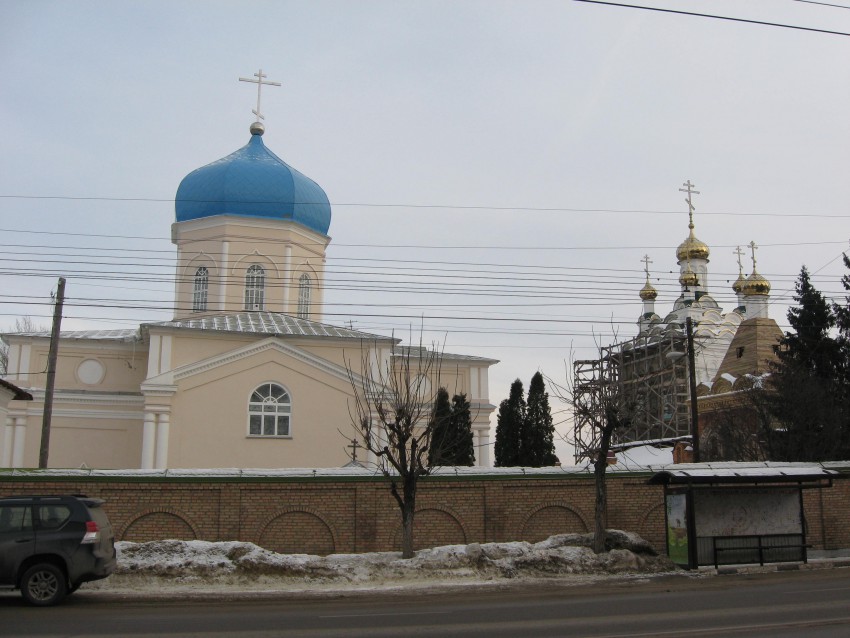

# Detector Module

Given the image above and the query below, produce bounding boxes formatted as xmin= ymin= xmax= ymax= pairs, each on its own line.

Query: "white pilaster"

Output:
xmin=141 ymin=412 xmax=156 ymax=469
xmin=12 ymin=417 xmax=26 ymax=468
xmin=476 ymin=429 xmax=491 ymax=467
xmin=219 ymin=241 xmax=229 ymax=311
xmin=1 ymin=418 xmax=13 ymax=468
xmin=155 ymin=413 xmax=170 ymax=469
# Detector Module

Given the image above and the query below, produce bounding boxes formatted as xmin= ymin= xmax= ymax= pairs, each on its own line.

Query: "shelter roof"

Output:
xmin=648 ymin=461 xmax=836 ymax=485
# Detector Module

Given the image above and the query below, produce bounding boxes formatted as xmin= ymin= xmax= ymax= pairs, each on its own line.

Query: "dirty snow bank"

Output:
xmin=88 ymin=530 xmax=679 ymax=594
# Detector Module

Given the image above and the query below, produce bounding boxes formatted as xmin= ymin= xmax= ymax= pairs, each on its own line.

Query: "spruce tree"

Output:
xmin=427 ymin=387 xmax=454 ymax=467
xmin=766 ymin=267 xmax=849 ymax=460
xmin=524 ymin=371 xmax=559 ymax=466
xmin=495 ymin=379 xmax=525 ymax=467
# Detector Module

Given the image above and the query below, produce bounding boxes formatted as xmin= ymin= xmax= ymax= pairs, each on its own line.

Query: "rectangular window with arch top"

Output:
xmin=244 ymin=265 xmax=265 ymax=311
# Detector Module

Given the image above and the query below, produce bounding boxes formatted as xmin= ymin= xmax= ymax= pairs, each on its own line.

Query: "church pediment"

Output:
xmin=145 ymin=337 xmax=368 ymax=389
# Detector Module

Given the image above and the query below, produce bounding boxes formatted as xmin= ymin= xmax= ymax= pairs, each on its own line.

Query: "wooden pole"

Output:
xmin=39 ymin=277 xmax=65 ymax=469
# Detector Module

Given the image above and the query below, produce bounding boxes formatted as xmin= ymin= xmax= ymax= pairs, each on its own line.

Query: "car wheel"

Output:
xmin=20 ymin=564 xmax=67 ymax=606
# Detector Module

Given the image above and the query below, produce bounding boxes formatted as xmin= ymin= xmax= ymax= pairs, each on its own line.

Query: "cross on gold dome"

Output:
xmin=679 ymin=180 xmax=700 ymax=228
xmin=749 ymin=240 xmax=759 ymax=273
xmin=734 ymin=245 xmax=745 ymax=275
xmin=239 ymin=68 xmax=281 ymax=123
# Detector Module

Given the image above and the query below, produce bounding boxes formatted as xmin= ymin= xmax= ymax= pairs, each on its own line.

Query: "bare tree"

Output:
xmin=346 ymin=339 xmax=443 ymax=559
xmin=549 ymin=349 xmax=643 ymax=554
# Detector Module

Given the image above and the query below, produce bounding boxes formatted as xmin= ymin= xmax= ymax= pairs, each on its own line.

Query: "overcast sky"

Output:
xmin=2 ymin=0 xmax=849 ymax=463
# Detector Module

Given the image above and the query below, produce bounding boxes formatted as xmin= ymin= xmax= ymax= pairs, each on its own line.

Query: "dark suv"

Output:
xmin=0 ymin=495 xmax=116 ymax=605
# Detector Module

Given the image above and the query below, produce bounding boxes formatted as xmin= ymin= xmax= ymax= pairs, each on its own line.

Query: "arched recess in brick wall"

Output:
xmin=118 ymin=508 xmax=200 ymax=542
xmin=256 ymin=508 xmax=337 ymax=556
xmin=392 ymin=507 xmax=468 ymax=551
xmin=520 ymin=503 xmax=589 ymax=542
xmin=637 ymin=501 xmax=667 ymax=552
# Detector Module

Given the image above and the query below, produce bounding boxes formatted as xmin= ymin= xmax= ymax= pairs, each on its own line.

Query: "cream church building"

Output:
xmin=1 ymin=117 xmax=497 ymax=470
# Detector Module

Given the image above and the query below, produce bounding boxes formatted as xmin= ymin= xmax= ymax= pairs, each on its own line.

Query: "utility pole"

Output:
xmin=39 ymin=277 xmax=65 ymax=469
xmin=685 ymin=316 xmax=700 ymax=463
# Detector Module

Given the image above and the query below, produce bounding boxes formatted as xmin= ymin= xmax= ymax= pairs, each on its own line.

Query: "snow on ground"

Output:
xmin=85 ymin=530 xmax=684 ymax=595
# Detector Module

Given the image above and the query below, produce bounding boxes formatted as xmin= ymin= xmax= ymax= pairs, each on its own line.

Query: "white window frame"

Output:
xmin=248 ymin=382 xmax=292 ymax=438
xmin=193 ymin=266 xmax=209 ymax=312
xmin=297 ymin=273 xmax=312 ymax=319
xmin=244 ymin=264 xmax=265 ymax=311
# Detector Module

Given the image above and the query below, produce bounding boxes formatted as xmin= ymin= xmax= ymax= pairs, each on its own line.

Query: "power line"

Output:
xmin=791 ymin=0 xmax=850 ymax=10
xmin=572 ymin=0 xmax=850 ymax=36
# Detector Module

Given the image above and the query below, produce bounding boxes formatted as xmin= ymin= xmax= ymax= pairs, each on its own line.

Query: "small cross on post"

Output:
xmin=347 ymin=438 xmax=362 ymax=464
xmin=239 ymin=68 xmax=281 ymax=123
xmin=678 ymin=180 xmax=700 ymax=227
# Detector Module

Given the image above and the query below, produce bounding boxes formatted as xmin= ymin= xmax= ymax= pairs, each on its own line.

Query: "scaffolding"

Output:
xmin=573 ymin=330 xmax=691 ymax=464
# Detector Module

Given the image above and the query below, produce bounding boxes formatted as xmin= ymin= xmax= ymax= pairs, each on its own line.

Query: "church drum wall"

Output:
xmin=0 ymin=472 xmax=847 ymax=555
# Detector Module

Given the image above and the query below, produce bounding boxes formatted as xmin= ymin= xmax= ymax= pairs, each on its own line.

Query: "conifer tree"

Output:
xmin=427 ymin=387 xmax=454 ymax=467
xmin=765 ymin=266 xmax=850 ymax=460
xmin=448 ymin=393 xmax=475 ymax=466
xmin=523 ymin=371 xmax=559 ymax=466
xmin=495 ymin=379 xmax=525 ymax=467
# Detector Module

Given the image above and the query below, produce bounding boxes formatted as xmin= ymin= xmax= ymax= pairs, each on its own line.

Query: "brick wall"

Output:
xmin=1 ymin=470 xmax=847 ymax=555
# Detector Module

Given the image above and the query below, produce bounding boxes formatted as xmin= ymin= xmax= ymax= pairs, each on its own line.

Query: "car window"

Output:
xmin=0 ymin=505 xmax=33 ymax=533
xmin=37 ymin=505 xmax=72 ymax=529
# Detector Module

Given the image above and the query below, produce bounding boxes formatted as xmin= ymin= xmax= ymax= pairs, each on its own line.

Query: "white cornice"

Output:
xmin=26 ymin=390 xmax=144 ymax=407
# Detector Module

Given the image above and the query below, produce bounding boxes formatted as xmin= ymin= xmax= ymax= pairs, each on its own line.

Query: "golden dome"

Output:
xmin=732 ymin=272 xmax=746 ymax=293
xmin=640 ymin=280 xmax=658 ymax=301
xmin=742 ymin=271 xmax=771 ymax=296
xmin=676 ymin=228 xmax=710 ymax=262
xmin=679 ymin=268 xmax=699 ymax=288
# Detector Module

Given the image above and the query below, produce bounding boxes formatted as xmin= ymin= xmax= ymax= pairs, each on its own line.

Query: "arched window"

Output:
xmin=192 ymin=266 xmax=209 ymax=312
xmin=244 ymin=265 xmax=265 ymax=311
xmin=248 ymin=383 xmax=291 ymax=437
xmin=297 ymin=273 xmax=312 ymax=319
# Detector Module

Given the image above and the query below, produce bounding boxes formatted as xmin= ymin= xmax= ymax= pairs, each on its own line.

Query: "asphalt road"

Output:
xmin=2 ymin=568 xmax=849 ymax=637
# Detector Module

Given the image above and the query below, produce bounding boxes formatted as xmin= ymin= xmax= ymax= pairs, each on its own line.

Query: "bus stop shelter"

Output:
xmin=649 ymin=463 xmax=835 ymax=569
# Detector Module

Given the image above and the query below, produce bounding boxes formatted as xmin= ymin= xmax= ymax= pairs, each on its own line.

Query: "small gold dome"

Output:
xmin=679 ymin=268 xmax=699 ymax=288
xmin=742 ymin=271 xmax=771 ymax=296
xmin=676 ymin=228 xmax=710 ymax=262
xmin=640 ymin=281 xmax=658 ymax=301
xmin=732 ymin=272 xmax=746 ymax=293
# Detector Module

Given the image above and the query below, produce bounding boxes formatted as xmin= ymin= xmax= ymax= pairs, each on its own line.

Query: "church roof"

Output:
xmin=2 ymin=328 xmax=141 ymax=341
xmin=393 ymin=345 xmax=499 ymax=364
xmin=146 ymin=311 xmax=389 ymax=341
xmin=175 ymin=128 xmax=331 ymax=236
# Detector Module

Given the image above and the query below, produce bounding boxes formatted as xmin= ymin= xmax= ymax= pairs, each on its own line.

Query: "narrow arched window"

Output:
xmin=244 ymin=265 xmax=265 ymax=311
xmin=193 ymin=266 xmax=209 ymax=312
xmin=248 ymin=383 xmax=291 ymax=436
xmin=297 ymin=273 xmax=312 ymax=319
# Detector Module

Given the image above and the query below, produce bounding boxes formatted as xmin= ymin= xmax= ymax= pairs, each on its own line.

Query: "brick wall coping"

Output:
xmin=2 ymin=461 xmax=846 ymax=484
xmin=0 ymin=466 xmax=632 ymax=484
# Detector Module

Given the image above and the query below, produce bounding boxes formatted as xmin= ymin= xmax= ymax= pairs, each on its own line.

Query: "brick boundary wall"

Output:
xmin=1 ymin=470 xmax=847 ymax=555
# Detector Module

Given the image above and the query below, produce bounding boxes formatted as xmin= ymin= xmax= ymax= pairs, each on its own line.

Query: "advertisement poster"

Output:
xmin=666 ymin=493 xmax=689 ymax=566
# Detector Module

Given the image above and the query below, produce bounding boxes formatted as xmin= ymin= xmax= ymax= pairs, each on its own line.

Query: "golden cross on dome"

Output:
xmin=239 ymin=68 xmax=281 ymax=122
xmin=678 ymin=180 xmax=700 ymax=228
xmin=748 ymin=240 xmax=759 ymax=272
xmin=641 ymin=254 xmax=653 ymax=279
xmin=734 ymin=246 xmax=745 ymax=274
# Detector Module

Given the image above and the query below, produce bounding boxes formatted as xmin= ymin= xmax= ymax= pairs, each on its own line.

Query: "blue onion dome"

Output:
xmin=175 ymin=125 xmax=331 ymax=235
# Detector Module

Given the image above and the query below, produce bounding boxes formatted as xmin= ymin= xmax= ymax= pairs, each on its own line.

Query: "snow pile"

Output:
xmin=92 ymin=530 xmax=677 ymax=594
